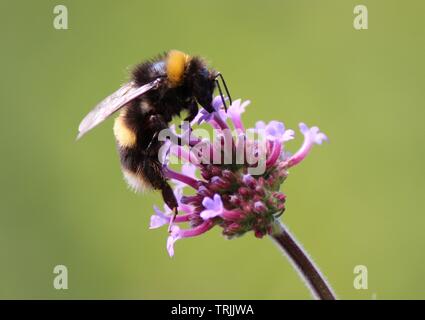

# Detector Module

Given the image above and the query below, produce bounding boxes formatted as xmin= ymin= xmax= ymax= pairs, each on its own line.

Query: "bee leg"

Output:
xmin=168 ymin=208 xmax=178 ymax=233
xmin=146 ymin=131 xmax=159 ymax=153
xmin=161 ymin=182 xmax=179 ymax=232
xmin=144 ymin=114 xmax=167 ymax=158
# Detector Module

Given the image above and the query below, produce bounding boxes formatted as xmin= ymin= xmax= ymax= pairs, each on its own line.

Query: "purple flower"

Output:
xmin=255 ymin=120 xmax=294 ymax=142
xmin=150 ymin=206 xmax=171 ymax=229
xmin=200 ymin=194 xmax=224 ymax=219
xmin=196 ymin=96 xmax=228 ymax=125
xmin=286 ymin=123 xmax=328 ymax=168
xmin=149 ymin=188 xmax=193 ymax=229
xmin=228 ymin=99 xmax=250 ymax=131
xmin=167 ymin=221 xmax=215 ymax=257
xmin=167 ymin=225 xmax=180 ymax=257
xmin=150 ymin=96 xmax=328 ymax=257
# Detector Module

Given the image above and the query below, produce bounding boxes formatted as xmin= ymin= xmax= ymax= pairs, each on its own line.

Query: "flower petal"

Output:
xmin=181 ymin=163 xmax=197 ymax=179
xmin=256 ymin=121 xmax=294 ymax=143
xmin=166 ymin=225 xmax=181 ymax=257
xmin=200 ymin=209 xmax=220 ymax=220
xmin=149 ymin=206 xmax=170 ymax=228
xmin=282 ymin=129 xmax=295 ymax=142
xmin=149 ymin=211 xmax=169 ymax=229
xmin=228 ymin=99 xmax=250 ymax=131
xmin=286 ymin=123 xmax=328 ymax=167
xmin=200 ymin=194 xmax=223 ymax=219
xmin=255 ymin=121 xmax=266 ymax=130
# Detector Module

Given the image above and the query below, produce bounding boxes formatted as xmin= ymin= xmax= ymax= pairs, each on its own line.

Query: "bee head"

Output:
xmin=186 ymin=57 xmax=216 ymax=113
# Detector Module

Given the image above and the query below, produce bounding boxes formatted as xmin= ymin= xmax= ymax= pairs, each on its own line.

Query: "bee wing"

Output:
xmin=77 ymin=78 xmax=161 ymax=140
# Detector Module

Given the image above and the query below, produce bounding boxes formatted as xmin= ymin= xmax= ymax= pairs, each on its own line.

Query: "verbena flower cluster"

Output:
xmin=149 ymin=97 xmax=328 ymax=257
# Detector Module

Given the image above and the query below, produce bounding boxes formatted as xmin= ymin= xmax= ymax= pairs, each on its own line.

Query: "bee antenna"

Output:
xmin=215 ymin=78 xmax=227 ymax=112
xmin=216 ymin=73 xmax=232 ymax=107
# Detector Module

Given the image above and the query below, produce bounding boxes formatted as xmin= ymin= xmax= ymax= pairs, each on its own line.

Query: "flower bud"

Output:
xmin=238 ymin=187 xmax=252 ymax=197
xmin=254 ymin=201 xmax=267 ymax=213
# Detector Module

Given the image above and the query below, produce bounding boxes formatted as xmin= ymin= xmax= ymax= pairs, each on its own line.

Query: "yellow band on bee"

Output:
xmin=114 ymin=113 xmax=136 ymax=148
xmin=166 ymin=50 xmax=190 ymax=86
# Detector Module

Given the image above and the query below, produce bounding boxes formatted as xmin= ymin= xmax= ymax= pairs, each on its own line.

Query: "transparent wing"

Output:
xmin=77 ymin=78 xmax=161 ymax=140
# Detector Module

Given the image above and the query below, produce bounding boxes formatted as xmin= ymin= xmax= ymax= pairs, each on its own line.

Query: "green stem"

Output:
xmin=270 ymin=220 xmax=336 ymax=300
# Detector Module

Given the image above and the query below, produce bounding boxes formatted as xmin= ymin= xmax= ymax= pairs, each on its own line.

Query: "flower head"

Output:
xmin=149 ymin=97 xmax=328 ymax=257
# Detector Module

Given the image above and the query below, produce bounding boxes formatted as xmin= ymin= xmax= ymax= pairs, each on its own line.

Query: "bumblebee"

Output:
xmin=77 ymin=50 xmax=231 ymax=219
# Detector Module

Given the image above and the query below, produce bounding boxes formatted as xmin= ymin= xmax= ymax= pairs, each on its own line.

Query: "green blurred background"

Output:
xmin=0 ymin=0 xmax=424 ymax=299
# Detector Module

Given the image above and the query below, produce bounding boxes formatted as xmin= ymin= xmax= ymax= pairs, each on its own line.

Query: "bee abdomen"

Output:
xmin=117 ymin=142 xmax=168 ymax=194
xmin=122 ymin=168 xmax=152 ymax=193
xmin=113 ymin=113 xmax=137 ymax=148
